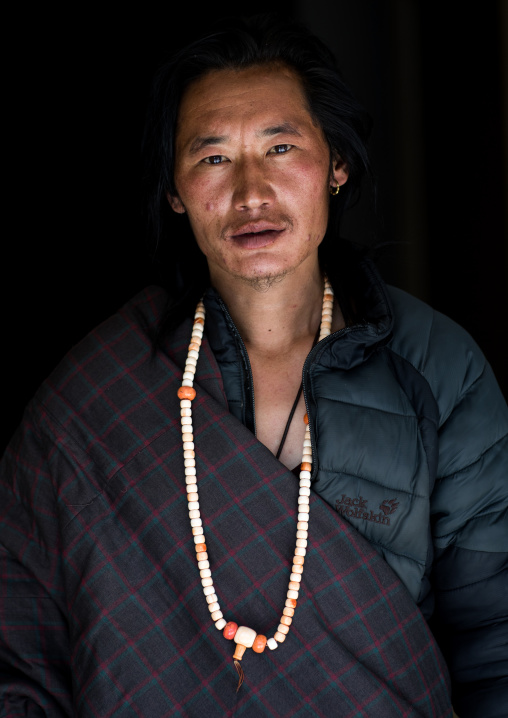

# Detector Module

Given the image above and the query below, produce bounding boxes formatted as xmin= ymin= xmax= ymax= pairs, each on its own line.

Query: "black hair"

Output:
xmin=141 ymin=13 xmax=374 ymax=330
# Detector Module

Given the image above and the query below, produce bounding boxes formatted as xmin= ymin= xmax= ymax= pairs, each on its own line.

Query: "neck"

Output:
xmin=210 ymin=262 xmax=325 ymax=357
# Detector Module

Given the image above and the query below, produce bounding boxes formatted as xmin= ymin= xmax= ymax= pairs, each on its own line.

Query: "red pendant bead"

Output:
xmin=252 ymin=634 xmax=267 ymax=653
xmin=223 ymin=621 xmax=238 ymax=640
xmin=178 ymin=386 xmax=196 ymax=400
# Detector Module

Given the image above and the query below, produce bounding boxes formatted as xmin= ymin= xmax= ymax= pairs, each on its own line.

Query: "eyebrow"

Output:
xmin=187 ymin=122 xmax=302 ymax=155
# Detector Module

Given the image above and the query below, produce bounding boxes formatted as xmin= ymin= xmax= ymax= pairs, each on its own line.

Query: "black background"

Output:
xmin=4 ymin=1 xmax=507 ymax=450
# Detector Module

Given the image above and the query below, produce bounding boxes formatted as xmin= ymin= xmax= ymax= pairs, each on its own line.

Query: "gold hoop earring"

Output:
xmin=329 ymin=184 xmax=340 ymax=196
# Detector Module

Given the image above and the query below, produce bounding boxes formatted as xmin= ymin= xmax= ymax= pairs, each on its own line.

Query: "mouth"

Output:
xmin=229 ymin=223 xmax=285 ymax=249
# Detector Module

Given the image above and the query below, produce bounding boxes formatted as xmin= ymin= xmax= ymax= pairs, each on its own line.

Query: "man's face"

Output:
xmin=169 ymin=64 xmax=347 ymax=287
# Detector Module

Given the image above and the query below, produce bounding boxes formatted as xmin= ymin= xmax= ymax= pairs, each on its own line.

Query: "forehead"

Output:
xmin=175 ymin=64 xmax=318 ymax=150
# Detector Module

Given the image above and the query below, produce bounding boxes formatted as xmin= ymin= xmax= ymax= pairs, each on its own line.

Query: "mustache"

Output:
xmin=221 ymin=215 xmax=294 ymax=240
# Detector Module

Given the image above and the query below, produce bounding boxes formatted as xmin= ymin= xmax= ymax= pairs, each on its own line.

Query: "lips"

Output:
xmin=228 ymin=222 xmax=285 ymax=249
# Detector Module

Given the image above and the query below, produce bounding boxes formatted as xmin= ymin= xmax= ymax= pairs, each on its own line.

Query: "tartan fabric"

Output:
xmin=0 ymin=287 xmax=453 ymax=717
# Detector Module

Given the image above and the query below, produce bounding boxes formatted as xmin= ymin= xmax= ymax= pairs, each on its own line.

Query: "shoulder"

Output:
xmin=29 ymin=285 xmax=171 ymax=434
xmin=385 ymin=286 xmax=498 ymax=425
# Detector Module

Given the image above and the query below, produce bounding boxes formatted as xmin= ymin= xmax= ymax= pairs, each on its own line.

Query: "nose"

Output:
xmin=232 ymin=158 xmax=275 ymax=211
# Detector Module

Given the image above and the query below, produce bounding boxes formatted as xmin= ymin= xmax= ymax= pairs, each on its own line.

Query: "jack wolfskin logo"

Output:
xmin=379 ymin=498 xmax=399 ymax=516
xmin=335 ymin=494 xmax=399 ymax=527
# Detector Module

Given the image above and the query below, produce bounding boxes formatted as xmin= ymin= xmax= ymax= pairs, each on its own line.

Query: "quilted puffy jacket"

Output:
xmin=203 ymin=258 xmax=508 ymax=718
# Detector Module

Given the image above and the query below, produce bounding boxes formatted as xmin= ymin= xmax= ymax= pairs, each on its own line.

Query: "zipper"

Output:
xmin=302 ymin=325 xmax=367 ymax=480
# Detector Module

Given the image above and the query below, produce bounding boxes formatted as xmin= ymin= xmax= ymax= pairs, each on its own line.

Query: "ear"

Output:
xmin=330 ymin=154 xmax=349 ymax=190
xmin=166 ymin=191 xmax=186 ymax=214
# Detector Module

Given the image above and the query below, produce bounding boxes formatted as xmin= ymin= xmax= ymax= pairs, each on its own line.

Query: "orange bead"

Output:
xmin=324 ymin=293 xmax=334 ymax=302
xmin=178 ymin=386 xmax=196 ymax=400
xmin=195 ymin=543 xmax=206 ymax=553
xmin=252 ymin=634 xmax=267 ymax=653
xmin=286 ymin=598 xmax=297 ymax=608
xmin=303 ymin=413 xmax=309 ymax=425
xmin=223 ymin=622 xmax=238 ymax=640
xmin=194 ymin=318 xmax=204 ymax=325
xmin=300 ymin=462 xmax=312 ymax=472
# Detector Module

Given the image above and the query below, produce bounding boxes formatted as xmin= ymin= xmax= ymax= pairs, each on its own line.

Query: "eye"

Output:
xmin=202 ymin=155 xmax=228 ymax=165
xmin=268 ymin=144 xmax=293 ymax=155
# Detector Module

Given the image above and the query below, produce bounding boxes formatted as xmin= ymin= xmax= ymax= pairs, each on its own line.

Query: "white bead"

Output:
xmin=299 ymin=487 xmax=311 ymax=496
xmin=205 ymin=593 xmax=218 ymax=604
xmin=296 ymin=539 xmax=307 ymax=548
xmin=184 ymin=449 xmax=195 ymax=458
xmin=184 ymin=458 xmax=195 ymax=467
xmin=187 ymin=484 xmax=198 ymax=494
xmin=191 ymin=527 xmax=203 ymax=535
xmin=298 ymin=496 xmax=309 ymax=505
xmin=290 ymin=573 xmax=302 ymax=582
xmin=287 ymin=589 xmax=299 ymax=599
xmin=181 ymin=379 xmax=193 ymax=387
xmin=187 ymin=493 xmax=199 ymax=502
xmin=300 ymin=479 xmax=311 ymax=488
xmin=182 ymin=372 xmax=194 ymax=382
xmin=200 ymin=569 xmax=211 ymax=578
xmin=296 ymin=530 xmax=307 ymax=539
xmin=304 ymin=438 xmax=312 ymax=447
xmin=193 ymin=534 xmax=205 ymax=543
xmin=295 ymin=547 xmax=306 ymax=556
xmin=211 ymin=610 xmax=223 ymax=621
xmin=203 ymin=585 xmax=215 ymax=596
xmin=188 ymin=501 xmax=199 ymax=510
xmin=298 ymin=503 xmax=309 ymax=512
xmin=181 ymin=407 xmax=192 ymax=417
xmin=267 ymin=637 xmax=278 ymax=650
xmin=185 ymin=467 xmax=196 ymax=476
xmin=180 ymin=399 xmax=192 ymax=408
xmin=234 ymin=626 xmax=256 ymax=647
xmin=215 ymin=618 xmax=226 ymax=630
xmin=186 ymin=356 xmax=197 ymax=367
xmin=302 ymin=447 xmax=312 ymax=456
xmin=297 ymin=512 xmax=310 ymax=522
xmin=198 ymin=560 xmax=209 ymax=570
xmin=297 ymin=521 xmax=308 ymax=530
xmin=190 ymin=518 xmax=202 ymax=527
xmin=183 ymin=441 xmax=194 ymax=450
xmin=189 ymin=509 xmax=200 ymax=519
xmin=188 ymin=349 xmax=199 ymax=360
xmin=299 ymin=470 xmax=311 ymax=480
xmin=208 ymin=602 xmax=220 ymax=613
xmin=202 ymin=577 xmax=213 ymax=587
xmin=185 ymin=474 xmax=197 ymax=485
xmin=181 ymin=416 xmax=192 ymax=425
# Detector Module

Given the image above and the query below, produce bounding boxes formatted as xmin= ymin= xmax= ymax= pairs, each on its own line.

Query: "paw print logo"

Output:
xmin=379 ymin=498 xmax=399 ymax=516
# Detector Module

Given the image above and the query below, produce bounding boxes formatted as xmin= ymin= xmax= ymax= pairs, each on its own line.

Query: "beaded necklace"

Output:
xmin=177 ymin=277 xmax=334 ymax=689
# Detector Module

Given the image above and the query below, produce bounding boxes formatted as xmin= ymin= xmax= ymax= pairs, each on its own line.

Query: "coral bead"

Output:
xmin=178 ymin=386 xmax=196 ymax=400
xmin=252 ymin=635 xmax=267 ymax=653
xmin=223 ymin=622 xmax=238 ymax=640
xmin=303 ymin=413 xmax=309 ymax=425
xmin=300 ymin=462 xmax=312 ymax=472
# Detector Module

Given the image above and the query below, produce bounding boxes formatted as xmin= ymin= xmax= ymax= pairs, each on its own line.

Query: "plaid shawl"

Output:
xmin=0 ymin=288 xmax=453 ymax=717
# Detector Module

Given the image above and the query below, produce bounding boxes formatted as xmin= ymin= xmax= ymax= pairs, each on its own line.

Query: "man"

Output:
xmin=1 ymin=15 xmax=506 ymax=718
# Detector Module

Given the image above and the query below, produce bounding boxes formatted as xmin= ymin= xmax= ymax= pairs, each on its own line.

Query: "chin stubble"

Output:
xmin=241 ymin=269 xmax=291 ymax=293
